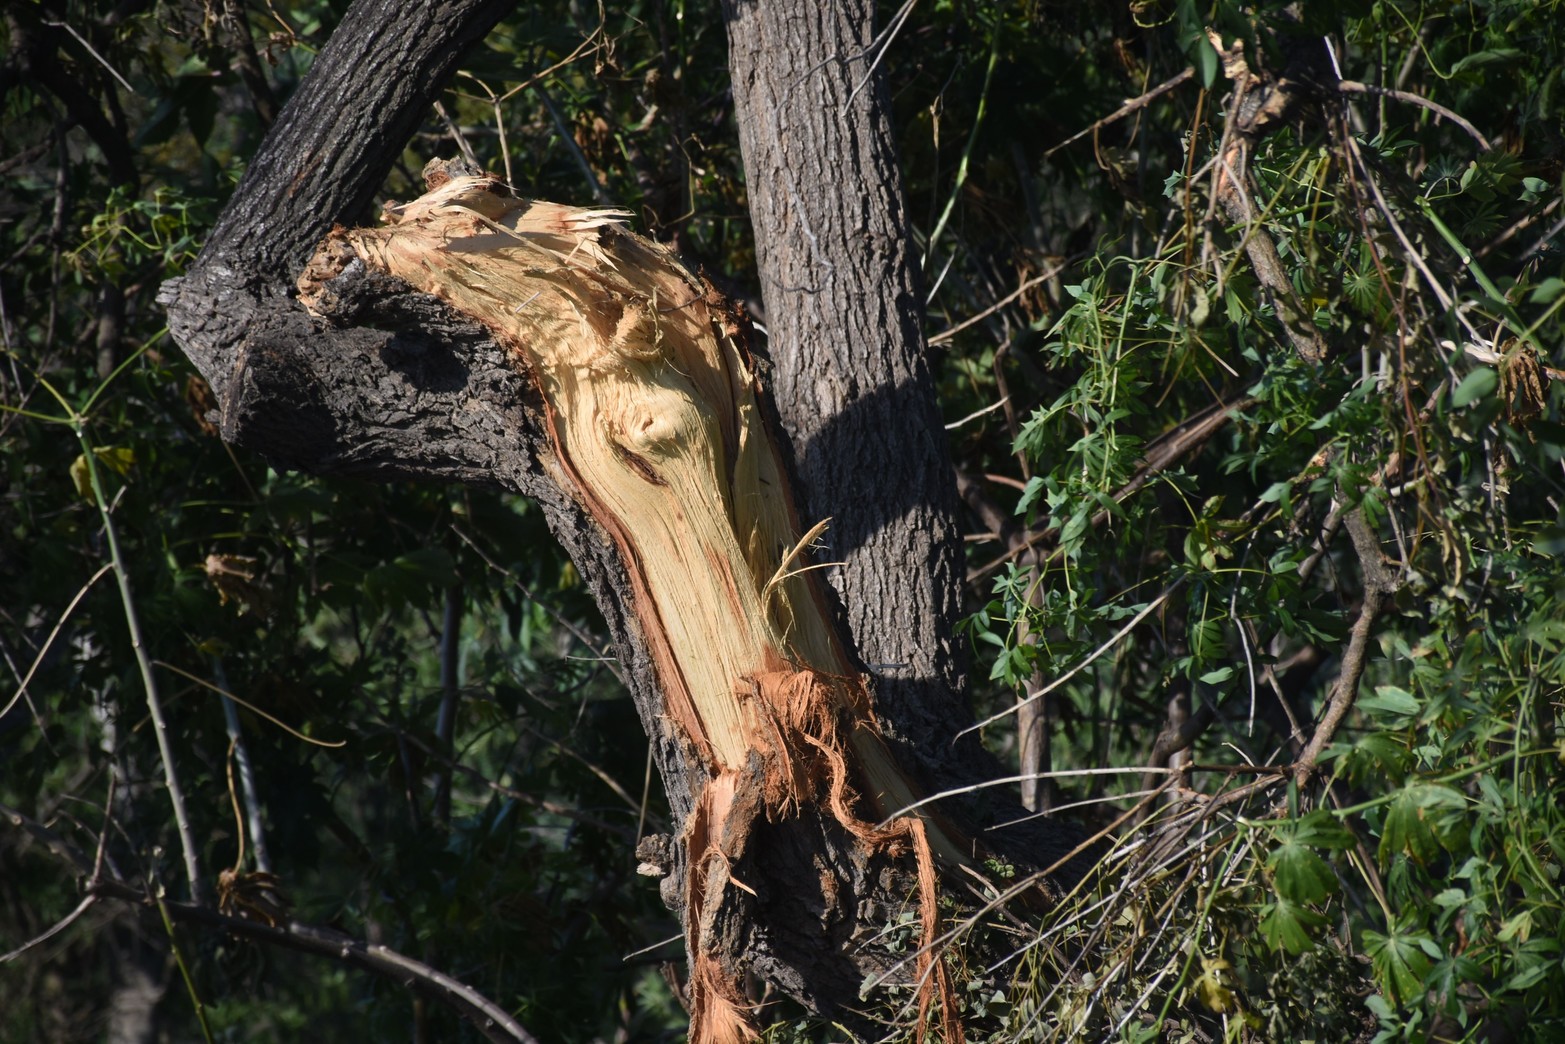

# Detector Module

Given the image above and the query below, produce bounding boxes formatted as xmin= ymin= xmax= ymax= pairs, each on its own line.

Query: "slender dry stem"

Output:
xmin=77 ymin=427 xmax=207 ymax=905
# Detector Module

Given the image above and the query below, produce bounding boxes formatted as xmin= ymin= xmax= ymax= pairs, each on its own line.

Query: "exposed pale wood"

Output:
xmin=154 ymin=0 xmax=1070 ymax=1031
xmin=299 ymin=169 xmax=963 ymax=1042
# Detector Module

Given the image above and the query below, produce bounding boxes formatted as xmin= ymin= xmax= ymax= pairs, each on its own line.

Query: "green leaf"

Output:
xmin=1195 ymin=34 xmax=1219 ymax=87
xmin=1451 ymin=367 xmax=1497 ymax=408
xmin=1357 ymin=685 xmax=1420 ymax=722
xmin=1269 ymin=834 xmax=1338 ymax=904
xmin=1363 ymin=920 xmax=1434 ymax=1005
xmin=1379 ymin=784 xmax=1467 ymax=864
xmin=1292 ymin=810 xmax=1355 ymax=849
xmin=1350 ymin=732 xmax=1413 ymax=778
xmin=1259 ymin=898 xmax=1327 ymax=954
xmin=1016 ymin=475 xmax=1045 ymax=515
xmin=1258 ymin=480 xmax=1292 ymax=504
xmin=1529 ymin=277 xmax=1565 ymax=304
xmin=1451 ymin=48 xmax=1523 ymax=74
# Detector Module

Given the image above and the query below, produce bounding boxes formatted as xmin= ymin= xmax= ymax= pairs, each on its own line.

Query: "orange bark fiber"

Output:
xmin=299 ymin=165 xmax=959 ymax=1043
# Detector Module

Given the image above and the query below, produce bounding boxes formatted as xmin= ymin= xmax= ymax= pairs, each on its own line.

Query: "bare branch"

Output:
xmin=0 ymin=797 xmax=539 ymax=1044
xmin=1337 ymin=79 xmax=1490 ymax=151
xmin=928 ymin=261 xmax=1070 ymax=346
xmin=0 ymin=800 xmax=96 ymax=875
xmin=0 ymin=562 xmax=113 ymax=726
xmin=76 ymin=435 xmax=206 ymax=904
xmin=1043 ymin=68 xmax=1195 ymax=159
xmin=91 ymin=878 xmax=541 ymax=1044
xmin=1293 ymin=509 xmax=1399 ymax=782
xmin=0 ymin=895 xmax=97 ymax=964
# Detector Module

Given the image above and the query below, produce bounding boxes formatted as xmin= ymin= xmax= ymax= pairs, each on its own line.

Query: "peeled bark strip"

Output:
xmin=298 ymin=166 xmax=961 ymax=1042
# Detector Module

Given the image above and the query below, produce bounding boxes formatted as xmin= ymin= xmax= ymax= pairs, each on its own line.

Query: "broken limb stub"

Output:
xmin=297 ymin=161 xmax=966 ymax=1042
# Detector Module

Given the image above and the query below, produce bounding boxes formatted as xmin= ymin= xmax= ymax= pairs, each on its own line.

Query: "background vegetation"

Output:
xmin=2 ymin=0 xmax=1562 ymax=1041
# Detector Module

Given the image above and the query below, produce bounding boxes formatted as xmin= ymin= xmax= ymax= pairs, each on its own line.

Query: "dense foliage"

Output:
xmin=2 ymin=1 xmax=1562 ymax=1042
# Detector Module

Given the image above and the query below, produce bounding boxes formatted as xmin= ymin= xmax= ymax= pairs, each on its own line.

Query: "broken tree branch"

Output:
xmin=0 ymin=799 xmax=538 ymax=1044
xmin=1293 ymin=508 xmax=1399 ymax=783
xmin=298 ymin=164 xmax=968 ymax=1043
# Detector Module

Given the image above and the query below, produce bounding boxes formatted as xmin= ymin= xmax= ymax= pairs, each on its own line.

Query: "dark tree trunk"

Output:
xmin=718 ymin=3 xmax=1089 ymax=877
xmin=158 ymin=0 xmax=707 ymax=829
xmin=720 ymin=0 xmax=972 ymax=792
xmin=159 ymin=0 xmax=1084 ymax=1036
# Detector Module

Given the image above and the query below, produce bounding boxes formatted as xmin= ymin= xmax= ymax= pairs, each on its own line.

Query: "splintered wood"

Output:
xmin=299 ymin=165 xmax=957 ymax=1043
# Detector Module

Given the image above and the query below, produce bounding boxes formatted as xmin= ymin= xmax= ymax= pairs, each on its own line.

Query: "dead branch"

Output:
xmin=1293 ymin=508 xmax=1400 ymax=783
xmin=1204 ymin=29 xmax=1330 ymax=363
xmin=1337 ymin=80 xmax=1490 ymax=151
xmin=1043 ymin=68 xmax=1195 ymax=159
xmin=0 ymin=800 xmax=538 ymax=1044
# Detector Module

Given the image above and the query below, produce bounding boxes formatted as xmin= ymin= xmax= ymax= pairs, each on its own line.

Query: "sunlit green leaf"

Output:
xmin=1452 ymin=367 xmax=1498 ymax=408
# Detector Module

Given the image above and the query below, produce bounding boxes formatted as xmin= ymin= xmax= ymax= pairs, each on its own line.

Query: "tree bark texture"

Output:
xmin=158 ymin=0 xmax=982 ymax=1036
xmin=297 ymin=164 xmax=968 ymax=1044
xmin=715 ymin=2 xmax=1097 ymax=882
xmin=720 ymin=0 xmax=973 ymax=794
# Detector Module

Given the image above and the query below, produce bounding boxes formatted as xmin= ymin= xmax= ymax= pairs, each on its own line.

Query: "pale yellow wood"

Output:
xmin=316 ymin=177 xmax=831 ymax=769
xmin=300 ymin=172 xmax=967 ymax=1042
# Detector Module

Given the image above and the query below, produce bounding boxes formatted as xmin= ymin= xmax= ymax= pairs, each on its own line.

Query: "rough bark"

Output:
xmin=157 ymin=0 xmax=981 ymax=1035
xmin=301 ymin=166 xmax=974 ymax=1043
xmin=720 ymin=0 xmax=973 ymax=794
xmin=717 ymin=2 xmax=1099 ymax=885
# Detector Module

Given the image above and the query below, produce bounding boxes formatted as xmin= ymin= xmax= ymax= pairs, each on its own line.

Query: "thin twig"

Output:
xmin=1293 ymin=509 xmax=1397 ymax=782
xmin=214 ymin=657 xmax=271 ymax=873
xmin=1043 ymin=68 xmax=1195 ymax=159
xmin=0 ymin=561 xmax=113 ymax=725
xmin=495 ymin=6 xmax=606 ymax=104
xmin=99 ymin=878 xmax=540 ymax=1044
xmin=928 ymin=261 xmax=1070 ymax=345
xmin=0 ymin=801 xmax=94 ymax=875
xmin=842 ymin=0 xmax=918 ymax=112
xmin=535 ymin=84 xmax=609 ymax=204
xmin=944 ymin=395 xmax=1010 ymax=431
xmin=75 ymin=427 xmax=206 ymax=905
xmin=867 ymin=778 xmax=1178 ymax=1000
xmin=1337 ymin=80 xmax=1490 ymax=151
xmin=0 ymin=799 xmax=538 ymax=1043
xmin=449 ymin=521 xmax=625 ymax=684
xmin=924 ymin=26 xmax=1001 ymax=265
xmin=41 ymin=19 xmax=135 ymax=93
xmin=956 ymin=582 xmax=1181 ymax=741
xmin=155 ymin=659 xmax=345 ymax=748
xmin=379 ymin=721 xmax=638 ymax=835
xmin=432 ymin=100 xmax=481 ymax=168
xmin=879 ymin=766 xmax=1179 ymax=827
xmin=0 ymin=895 xmax=97 ymax=963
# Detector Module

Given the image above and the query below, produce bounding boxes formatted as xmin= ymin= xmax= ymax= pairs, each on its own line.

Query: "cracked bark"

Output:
xmin=158 ymin=0 xmax=1086 ymax=1036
